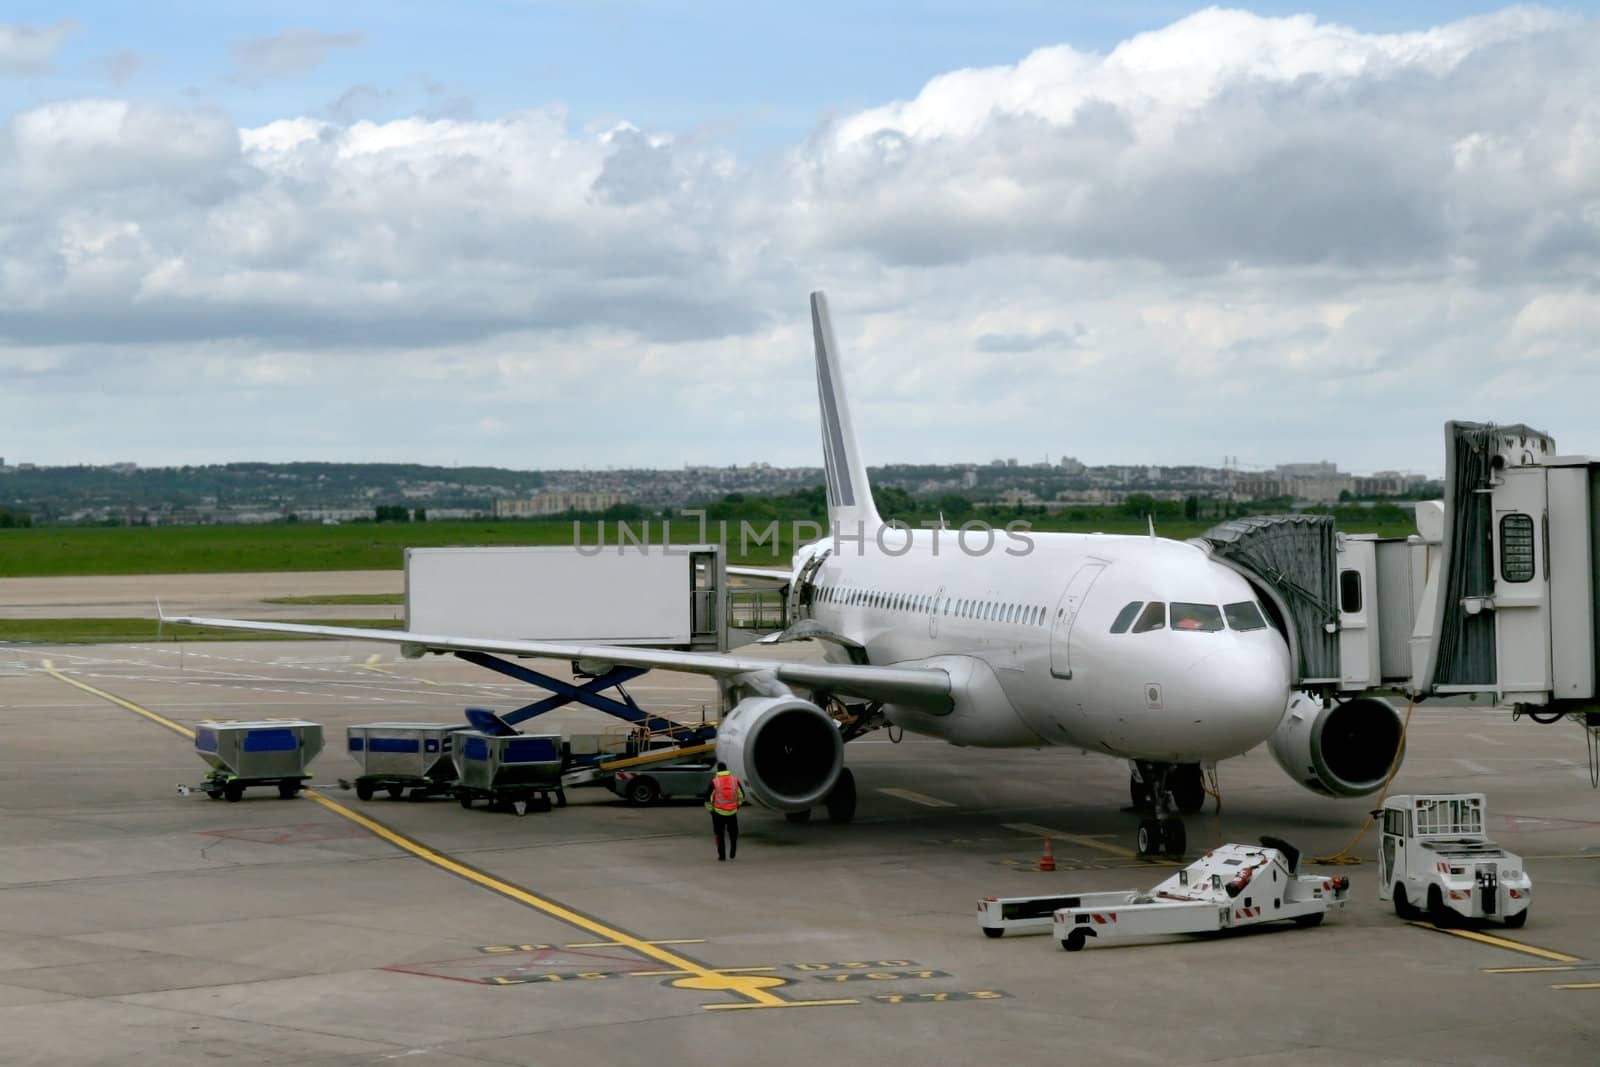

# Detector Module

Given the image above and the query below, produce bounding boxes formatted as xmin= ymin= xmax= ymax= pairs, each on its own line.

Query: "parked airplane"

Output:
xmin=169 ymin=292 xmax=1405 ymax=856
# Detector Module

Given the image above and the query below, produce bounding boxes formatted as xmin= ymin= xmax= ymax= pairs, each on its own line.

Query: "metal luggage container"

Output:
xmin=452 ymin=732 xmax=565 ymax=815
xmin=345 ymin=722 xmax=464 ymax=800
xmin=192 ymin=720 xmax=323 ymax=802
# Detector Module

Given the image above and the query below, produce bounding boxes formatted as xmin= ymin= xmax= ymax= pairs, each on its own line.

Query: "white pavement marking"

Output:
xmin=877 ymin=788 xmax=955 ymax=808
xmin=1453 ymin=758 xmax=1499 ymax=776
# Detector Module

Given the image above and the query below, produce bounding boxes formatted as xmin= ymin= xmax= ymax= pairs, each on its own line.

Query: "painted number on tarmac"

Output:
xmin=487 ymin=971 xmax=618 ymax=985
xmin=791 ymin=960 xmax=917 ymax=971
xmin=817 ymin=970 xmax=950 ymax=983
xmin=872 ymin=991 xmax=1010 ymax=1005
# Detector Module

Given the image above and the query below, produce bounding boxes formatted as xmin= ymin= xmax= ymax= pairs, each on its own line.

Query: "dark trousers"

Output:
xmin=711 ymin=811 xmax=739 ymax=860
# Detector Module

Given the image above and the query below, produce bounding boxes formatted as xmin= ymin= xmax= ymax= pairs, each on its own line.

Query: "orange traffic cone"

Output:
xmin=1038 ymin=836 xmax=1056 ymax=872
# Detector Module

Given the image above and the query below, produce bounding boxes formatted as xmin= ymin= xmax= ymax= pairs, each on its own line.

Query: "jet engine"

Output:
xmin=1268 ymin=693 xmax=1405 ymax=798
xmin=714 ymin=695 xmax=843 ymax=812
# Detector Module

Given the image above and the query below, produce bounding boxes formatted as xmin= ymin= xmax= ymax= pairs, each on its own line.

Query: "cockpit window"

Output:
xmin=1110 ymin=601 xmax=1144 ymax=634
xmin=1224 ymin=601 xmax=1267 ymax=632
xmin=1131 ymin=601 xmax=1166 ymax=633
xmin=1171 ymin=602 xmax=1224 ymax=632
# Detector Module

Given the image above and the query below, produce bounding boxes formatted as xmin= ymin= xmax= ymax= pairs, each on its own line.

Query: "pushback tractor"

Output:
xmin=978 ymin=839 xmax=1348 ymax=950
xmin=1377 ymin=793 xmax=1531 ymax=928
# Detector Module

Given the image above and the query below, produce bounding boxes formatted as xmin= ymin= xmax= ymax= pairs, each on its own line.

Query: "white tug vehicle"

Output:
xmin=1376 ymin=793 xmax=1531 ymax=928
xmin=978 ymin=838 xmax=1349 ymax=950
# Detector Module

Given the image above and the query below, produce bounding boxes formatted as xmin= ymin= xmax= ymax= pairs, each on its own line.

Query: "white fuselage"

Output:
xmin=792 ymin=528 xmax=1292 ymax=764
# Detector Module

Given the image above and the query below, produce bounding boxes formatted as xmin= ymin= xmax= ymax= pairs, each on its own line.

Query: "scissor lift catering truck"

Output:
xmin=1376 ymin=793 xmax=1531 ymax=928
xmin=978 ymin=839 xmax=1348 ymax=949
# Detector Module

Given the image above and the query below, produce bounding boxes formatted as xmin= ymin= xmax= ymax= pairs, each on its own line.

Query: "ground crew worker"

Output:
xmin=704 ymin=761 xmax=745 ymax=861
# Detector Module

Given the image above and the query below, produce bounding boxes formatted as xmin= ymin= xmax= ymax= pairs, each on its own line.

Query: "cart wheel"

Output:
xmin=1293 ymin=912 xmax=1324 ymax=928
xmin=223 ymin=780 xmax=245 ymax=803
xmin=409 ymin=788 xmax=429 ymax=801
xmin=277 ymin=780 xmax=301 ymax=799
xmin=1427 ymin=886 xmax=1454 ymax=927
xmin=1504 ymin=910 xmax=1528 ymax=929
xmin=386 ymin=785 xmax=405 ymax=800
xmin=1063 ymin=929 xmax=1088 ymax=952
xmin=356 ymin=780 xmax=375 ymax=802
xmin=458 ymin=793 xmax=473 ymax=809
xmin=512 ymin=799 xmax=529 ymax=817
xmin=982 ymin=927 xmax=1004 ymax=939
xmin=1393 ymin=884 xmax=1417 ymax=919
xmin=206 ymin=790 xmax=223 ymax=801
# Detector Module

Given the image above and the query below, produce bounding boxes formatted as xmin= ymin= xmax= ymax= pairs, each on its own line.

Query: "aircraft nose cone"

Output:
xmin=1182 ymin=639 xmax=1293 ymax=758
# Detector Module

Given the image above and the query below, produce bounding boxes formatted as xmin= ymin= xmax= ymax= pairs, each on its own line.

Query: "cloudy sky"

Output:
xmin=2 ymin=3 xmax=1598 ymax=476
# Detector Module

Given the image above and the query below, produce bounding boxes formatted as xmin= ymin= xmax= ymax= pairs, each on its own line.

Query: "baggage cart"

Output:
xmin=343 ymin=722 xmax=466 ymax=801
xmin=451 ymin=731 xmax=566 ymax=816
xmin=186 ymin=720 xmax=324 ymax=802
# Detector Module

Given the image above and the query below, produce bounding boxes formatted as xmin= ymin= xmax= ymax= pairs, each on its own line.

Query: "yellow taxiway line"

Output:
xmin=1412 ymin=921 xmax=1582 ymax=964
xmin=43 ymin=660 xmax=852 ymax=1011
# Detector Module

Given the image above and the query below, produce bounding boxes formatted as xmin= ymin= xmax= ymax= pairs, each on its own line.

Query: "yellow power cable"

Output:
xmin=1311 ymin=695 xmax=1416 ymax=866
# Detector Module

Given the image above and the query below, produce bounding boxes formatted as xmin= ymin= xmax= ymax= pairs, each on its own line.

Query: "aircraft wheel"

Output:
xmin=1136 ymin=818 xmax=1160 ymax=857
xmin=1163 ymin=819 xmax=1187 ymax=857
xmin=826 ymin=768 xmax=856 ymax=824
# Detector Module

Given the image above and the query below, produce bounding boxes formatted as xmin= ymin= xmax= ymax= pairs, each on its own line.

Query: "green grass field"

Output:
xmin=0 ymin=617 xmax=405 ymax=644
xmin=0 ymin=511 xmax=1419 ymax=578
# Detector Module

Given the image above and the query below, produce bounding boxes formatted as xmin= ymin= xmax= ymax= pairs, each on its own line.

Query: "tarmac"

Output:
xmin=2 ymin=636 xmax=1599 ymax=1066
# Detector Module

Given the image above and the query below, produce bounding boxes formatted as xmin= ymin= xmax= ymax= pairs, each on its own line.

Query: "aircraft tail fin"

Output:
xmin=810 ymin=291 xmax=881 ymax=529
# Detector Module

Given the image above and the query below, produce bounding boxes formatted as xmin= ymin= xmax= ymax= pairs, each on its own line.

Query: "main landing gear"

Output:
xmin=1129 ymin=761 xmax=1197 ymax=858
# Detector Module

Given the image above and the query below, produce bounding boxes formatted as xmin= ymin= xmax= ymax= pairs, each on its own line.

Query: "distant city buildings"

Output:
xmin=494 ymin=491 xmax=628 ymax=518
xmin=0 ymin=456 xmax=1441 ymax=526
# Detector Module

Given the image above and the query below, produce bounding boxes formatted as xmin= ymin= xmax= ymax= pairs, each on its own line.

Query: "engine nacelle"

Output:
xmin=715 ymin=695 xmax=843 ymax=812
xmin=1269 ymin=693 xmax=1405 ymax=798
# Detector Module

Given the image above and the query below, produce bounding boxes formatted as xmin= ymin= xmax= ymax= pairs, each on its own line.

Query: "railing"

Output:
xmin=728 ymin=589 xmax=786 ymax=630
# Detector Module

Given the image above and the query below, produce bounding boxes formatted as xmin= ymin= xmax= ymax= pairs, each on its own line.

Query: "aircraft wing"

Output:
xmin=163 ymin=614 xmax=951 ymax=711
xmin=726 ymin=565 xmax=790 ymax=582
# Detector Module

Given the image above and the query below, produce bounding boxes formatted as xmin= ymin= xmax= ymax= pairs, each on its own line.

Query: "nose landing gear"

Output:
xmin=1130 ymin=761 xmax=1190 ymax=858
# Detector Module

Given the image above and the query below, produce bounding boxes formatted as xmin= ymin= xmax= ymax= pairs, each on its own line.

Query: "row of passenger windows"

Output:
xmin=1109 ymin=600 xmax=1268 ymax=634
xmin=815 ymin=583 xmax=1050 ymax=627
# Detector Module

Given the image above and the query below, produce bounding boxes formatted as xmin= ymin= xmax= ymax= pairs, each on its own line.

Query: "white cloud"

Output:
xmin=2 ymin=7 xmax=1598 ymax=472
xmin=0 ymin=20 xmax=75 ymax=77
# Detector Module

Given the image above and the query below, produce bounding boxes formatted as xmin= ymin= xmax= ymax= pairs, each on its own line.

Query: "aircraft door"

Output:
xmin=1050 ymin=562 xmax=1105 ymax=679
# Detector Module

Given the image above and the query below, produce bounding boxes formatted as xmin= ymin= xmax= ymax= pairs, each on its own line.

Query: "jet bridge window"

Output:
xmin=1499 ymin=513 xmax=1536 ymax=583
xmin=1131 ymin=602 xmax=1166 ymax=633
xmin=1110 ymin=601 xmax=1144 ymax=634
xmin=1170 ymin=603 xmax=1224 ymax=632
xmin=1339 ymin=570 xmax=1363 ymax=613
xmin=1223 ymin=601 xmax=1267 ymax=632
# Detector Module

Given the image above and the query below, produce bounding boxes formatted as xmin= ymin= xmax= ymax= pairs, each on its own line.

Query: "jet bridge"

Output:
xmin=1195 ymin=421 xmax=1600 ymax=784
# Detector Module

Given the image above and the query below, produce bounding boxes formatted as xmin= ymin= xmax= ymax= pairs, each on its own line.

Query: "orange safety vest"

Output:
xmin=711 ymin=772 xmax=741 ymax=814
